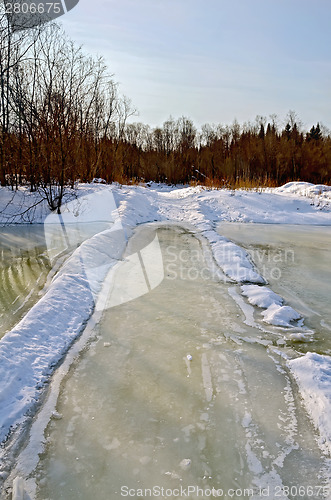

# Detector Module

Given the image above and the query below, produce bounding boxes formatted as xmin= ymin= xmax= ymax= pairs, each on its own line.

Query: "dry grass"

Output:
xmin=196 ymin=176 xmax=280 ymax=191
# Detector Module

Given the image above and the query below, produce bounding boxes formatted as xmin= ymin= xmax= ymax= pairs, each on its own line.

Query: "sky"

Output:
xmin=60 ymin=0 xmax=331 ymax=131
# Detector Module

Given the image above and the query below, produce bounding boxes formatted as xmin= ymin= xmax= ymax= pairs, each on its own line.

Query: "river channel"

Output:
xmin=31 ymin=225 xmax=330 ymax=500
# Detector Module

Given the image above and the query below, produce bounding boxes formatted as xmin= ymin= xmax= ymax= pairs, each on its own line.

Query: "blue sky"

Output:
xmin=61 ymin=0 xmax=331 ymax=130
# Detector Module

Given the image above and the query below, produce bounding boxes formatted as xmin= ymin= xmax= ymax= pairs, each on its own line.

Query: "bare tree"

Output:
xmin=6 ymin=23 xmax=128 ymax=213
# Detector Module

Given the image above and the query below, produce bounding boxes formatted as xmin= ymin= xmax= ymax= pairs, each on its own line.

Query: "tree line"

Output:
xmin=115 ymin=114 xmax=331 ymax=187
xmin=1 ymin=12 xmax=330 ymax=212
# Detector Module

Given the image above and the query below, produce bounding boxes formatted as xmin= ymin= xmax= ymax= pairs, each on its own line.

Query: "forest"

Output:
xmin=1 ymin=14 xmax=330 ymax=212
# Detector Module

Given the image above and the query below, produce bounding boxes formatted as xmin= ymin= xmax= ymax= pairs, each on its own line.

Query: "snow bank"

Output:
xmin=275 ymin=181 xmax=331 ymax=197
xmin=289 ymin=353 xmax=331 ymax=455
xmin=241 ymin=284 xmax=283 ymax=308
xmin=157 ymin=185 xmax=204 ymax=198
xmin=261 ymin=303 xmax=302 ymax=327
xmin=115 ymin=187 xmax=162 ymax=231
xmin=275 ymin=182 xmax=331 ymax=210
xmin=0 ymin=183 xmax=110 ymax=224
xmin=0 ymin=227 xmax=122 ymax=443
xmin=241 ymin=284 xmax=302 ymax=328
xmin=206 ymin=234 xmax=265 ymax=283
xmin=0 ymin=187 xmax=50 ymax=223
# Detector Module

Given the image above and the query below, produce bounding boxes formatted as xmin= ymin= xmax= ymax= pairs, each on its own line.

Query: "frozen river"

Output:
xmin=217 ymin=223 xmax=331 ymax=355
xmin=28 ymin=225 xmax=330 ymax=500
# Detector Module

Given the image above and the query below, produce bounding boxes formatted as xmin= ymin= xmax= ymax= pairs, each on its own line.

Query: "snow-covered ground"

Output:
xmin=0 ymin=181 xmax=331 ymax=469
xmin=289 ymin=353 xmax=331 ymax=456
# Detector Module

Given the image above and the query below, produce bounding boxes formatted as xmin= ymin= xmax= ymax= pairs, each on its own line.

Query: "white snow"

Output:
xmin=241 ymin=284 xmax=283 ymax=309
xmin=261 ymin=303 xmax=302 ymax=327
xmin=241 ymin=284 xmax=303 ymax=328
xmin=289 ymin=353 xmax=331 ymax=455
xmin=0 ymin=181 xmax=331 ymax=453
xmin=207 ymin=236 xmax=265 ymax=283
xmin=275 ymin=181 xmax=331 ymax=198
